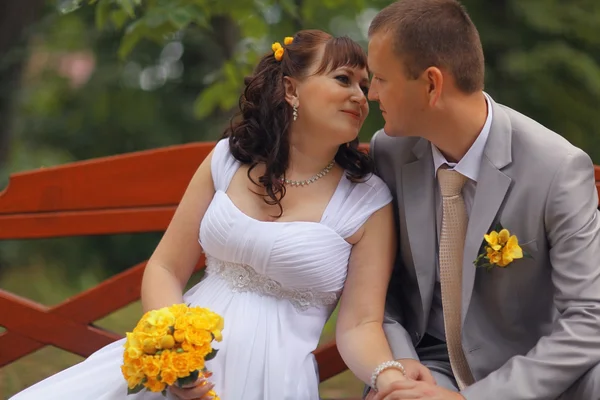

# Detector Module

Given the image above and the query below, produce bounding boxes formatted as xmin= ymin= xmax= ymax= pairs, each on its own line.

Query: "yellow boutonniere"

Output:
xmin=474 ymin=224 xmax=531 ymax=270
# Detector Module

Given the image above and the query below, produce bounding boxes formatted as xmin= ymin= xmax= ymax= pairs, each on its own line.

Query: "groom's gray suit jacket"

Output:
xmin=371 ymin=96 xmax=600 ymax=399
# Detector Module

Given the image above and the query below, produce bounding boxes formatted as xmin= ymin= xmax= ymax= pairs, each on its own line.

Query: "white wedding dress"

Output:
xmin=10 ymin=139 xmax=392 ymax=400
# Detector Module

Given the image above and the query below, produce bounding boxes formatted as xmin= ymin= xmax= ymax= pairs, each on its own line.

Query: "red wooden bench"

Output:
xmin=0 ymin=141 xmax=354 ymax=398
xmin=0 ymin=141 xmax=599 ymax=398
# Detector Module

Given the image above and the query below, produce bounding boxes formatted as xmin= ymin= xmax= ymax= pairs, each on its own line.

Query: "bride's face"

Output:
xmin=294 ymin=63 xmax=370 ymax=145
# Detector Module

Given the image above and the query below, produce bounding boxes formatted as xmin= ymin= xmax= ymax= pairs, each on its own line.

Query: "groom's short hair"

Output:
xmin=369 ymin=0 xmax=484 ymax=94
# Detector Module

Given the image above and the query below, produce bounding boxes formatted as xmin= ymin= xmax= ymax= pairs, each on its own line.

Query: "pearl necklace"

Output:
xmin=281 ymin=160 xmax=335 ymax=187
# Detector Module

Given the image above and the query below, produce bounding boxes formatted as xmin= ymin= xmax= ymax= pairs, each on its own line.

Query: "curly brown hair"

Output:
xmin=223 ymin=29 xmax=374 ymax=215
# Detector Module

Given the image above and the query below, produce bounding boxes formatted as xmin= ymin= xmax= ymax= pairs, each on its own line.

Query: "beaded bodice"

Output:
xmin=205 ymin=255 xmax=341 ymax=311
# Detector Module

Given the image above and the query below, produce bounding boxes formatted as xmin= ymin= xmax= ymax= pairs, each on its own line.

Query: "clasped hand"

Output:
xmin=168 ymin=376 xmax=215 ymax=400
xmin=367 ymin=359 xmax=465 ymax=400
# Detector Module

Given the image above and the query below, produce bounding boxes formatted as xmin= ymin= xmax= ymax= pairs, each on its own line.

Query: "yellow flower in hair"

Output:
xmin=274 ymin=47 xmax=284 ymax=61
xmin=273 ymin=39 xmax=292 ymax=61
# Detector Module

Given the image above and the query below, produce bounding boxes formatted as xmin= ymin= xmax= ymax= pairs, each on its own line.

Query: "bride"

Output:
xmin=10 ymin=29 xmax=407 ymax=400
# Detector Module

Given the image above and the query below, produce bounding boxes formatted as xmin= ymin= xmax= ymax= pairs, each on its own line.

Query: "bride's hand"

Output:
xmin=168 ymin=377 xmax=215 ymax=400
xmin=374 ymin=368 xmax=408 ymax=392
xmin=364 ymin=369 xmax=408 ymax=400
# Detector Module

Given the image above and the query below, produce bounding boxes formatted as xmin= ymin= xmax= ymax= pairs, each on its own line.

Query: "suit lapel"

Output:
xmin=461 ymin=99 xmax=513 ymax=324
xmin=402 ymin=139 xmax=437 ymax=317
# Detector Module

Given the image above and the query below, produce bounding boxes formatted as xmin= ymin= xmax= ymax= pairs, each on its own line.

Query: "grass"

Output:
xmin=0 ymin=264 xmax=365 ymax=399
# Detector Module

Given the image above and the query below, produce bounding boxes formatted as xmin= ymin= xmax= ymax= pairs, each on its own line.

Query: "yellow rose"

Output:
xmin=125 ymin=345 xmax=143 ymax=359
xmin=181 ymin=341 xmax=195 ymax=352
xmin=144 ymin=377 xmax=166 ymax=393
xmin=120 ymin=364 xmax=131 ymax=379
xmin=171 ymin=352 xmax=192 ymax=378
xmin=192 ymin=342 xmax=211 ymax=357
xmin=186 ymin=329 xmax=212 ymax=347
xmin=204 ymin=314 xmax=224 ymax=332
xmin=184 ymin=313 xmax=204 ymax=330
xmin=123 ymin=354 xmax=143 ymax=372
xmin=174 ymin=315 xmax=192 ymax=332
xmin=188 ymin=311 xmax=223 ymax=332
xmin=284 ymin=36 xmax=294 ymax=45
xmin=160 ymin=367 xmax=178 ymax=386
xmin=124 ymin=332 xmax=143 ymax=353
xmin=121 ymin=364 xmax=145 ymax=388
xmin=131 ymin=331 xmax=150 ymax=342
xmin=160 ymin=349 xmax=174 ymax=365
xmin=144 ymin=308 xmax=176 ymax=333
xmin=141 ymin=355 xmax=161 ymax=378
xmin=126 ymin=375 xmax=143 ymax=390
xmin=188 ymin=350 xmax=206 ymax=371
xmin=272 ymin=42 xmax=282 ymax=52
xmin=169 ymin=304 xmax=189 ymax=318
xmin=124 ymin=331 xmax=139 ymax=346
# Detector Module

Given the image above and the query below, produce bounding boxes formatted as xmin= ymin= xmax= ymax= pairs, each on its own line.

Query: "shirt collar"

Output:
xmin=432 ymin=92 xmax=493 ymax=182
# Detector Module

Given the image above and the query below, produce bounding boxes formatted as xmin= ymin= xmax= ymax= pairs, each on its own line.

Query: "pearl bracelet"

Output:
xmin=370 ymin=360 xmax=406 ymax=391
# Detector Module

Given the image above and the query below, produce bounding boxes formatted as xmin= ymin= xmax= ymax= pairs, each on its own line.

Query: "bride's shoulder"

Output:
xmin=344 ymin=172 xmax=392 ymax=204
xmin=326 ymin=172 xmax=393 ymax=239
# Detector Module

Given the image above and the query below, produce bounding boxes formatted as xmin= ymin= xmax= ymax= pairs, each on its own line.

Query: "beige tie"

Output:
xmin=437 ymin=168 xmax=475 ymax=390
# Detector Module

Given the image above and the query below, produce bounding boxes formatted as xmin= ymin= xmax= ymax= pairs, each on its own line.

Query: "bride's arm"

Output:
xmin=140 ymin=150 xmax=216 ymax=312
xmin=335 ymin=202 xmax=406 ymax=392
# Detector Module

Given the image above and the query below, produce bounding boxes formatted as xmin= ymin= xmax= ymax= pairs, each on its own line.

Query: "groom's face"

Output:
xmin=367 ymin=32 xmax=429 ymax=137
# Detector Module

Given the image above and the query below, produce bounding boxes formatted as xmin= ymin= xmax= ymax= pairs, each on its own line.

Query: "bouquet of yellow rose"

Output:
xmin=121 ymin=303 xmax=224 ymax=399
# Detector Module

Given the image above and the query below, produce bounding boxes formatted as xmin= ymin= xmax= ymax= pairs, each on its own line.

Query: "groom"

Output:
xmin=365 ymin=0 xmax=600 ymax=399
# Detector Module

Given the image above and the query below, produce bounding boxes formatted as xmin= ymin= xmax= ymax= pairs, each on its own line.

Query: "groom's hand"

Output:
xmin=397 ymin=359 xmax=436 ymax=384
xmin=372 ymin=380 xmax=465 ymax=400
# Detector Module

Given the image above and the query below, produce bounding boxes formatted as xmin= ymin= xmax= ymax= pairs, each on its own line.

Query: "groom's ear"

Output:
xmin=424 ymin=66 xmax=443 ymax=107
xmin=283 ymin=76 xmax=299 ymax=106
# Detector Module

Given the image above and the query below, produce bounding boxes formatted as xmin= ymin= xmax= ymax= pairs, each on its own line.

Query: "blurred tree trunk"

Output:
xmin=0 ymin=0 xmax=46 ymax=169
xmin=210 ymin=15 xmax=240 ymax=60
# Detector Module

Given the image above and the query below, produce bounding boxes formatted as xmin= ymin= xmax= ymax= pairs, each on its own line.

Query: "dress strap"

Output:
xmin=210 ymin=139 xmax=241 ymax=192
xmin=321 ymin=174 xmax=393 ymax=238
